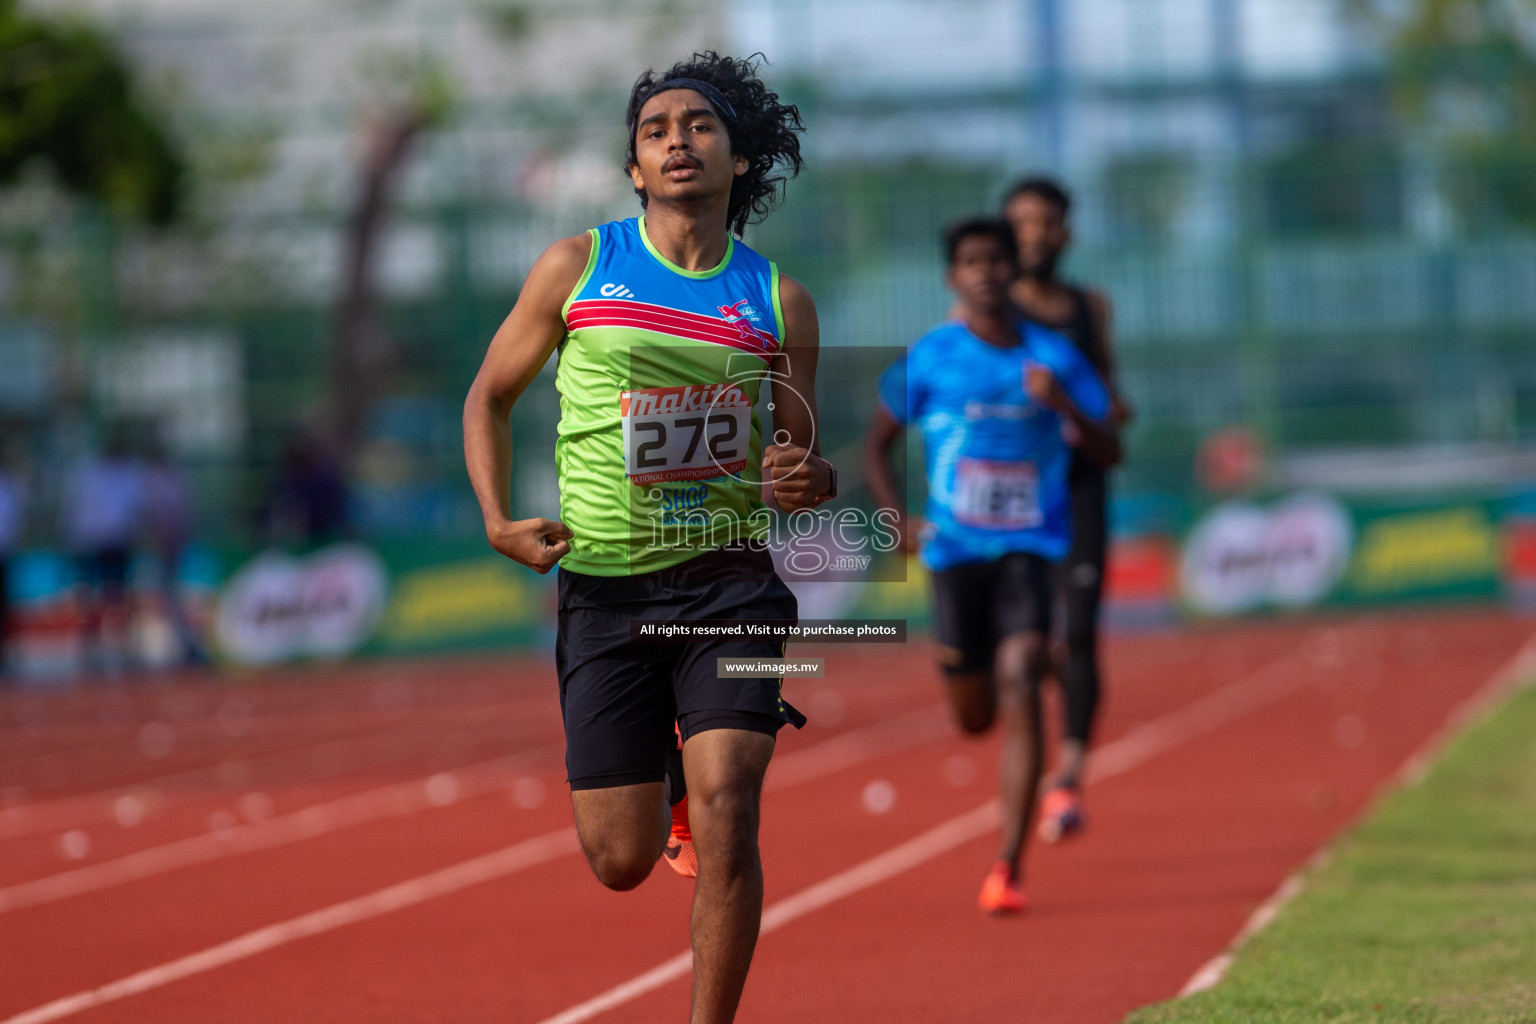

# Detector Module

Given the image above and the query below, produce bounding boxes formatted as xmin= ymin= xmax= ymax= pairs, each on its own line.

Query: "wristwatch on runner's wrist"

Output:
xmin=816 ymin=458 xmax=837 ymax=504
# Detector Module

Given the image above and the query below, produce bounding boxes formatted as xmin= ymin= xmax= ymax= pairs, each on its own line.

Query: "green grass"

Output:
xmin=1125 ymin=678 xmax=1536 ymax=1024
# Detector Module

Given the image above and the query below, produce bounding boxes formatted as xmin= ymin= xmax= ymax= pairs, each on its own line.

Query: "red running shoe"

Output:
xmin=662 ymin=795 xmax=697 ymax=878
xmin=1037 ymin=785 xmax=1086 ymax=844
xmin=977 ymin=861 xmax=1027 ymax=915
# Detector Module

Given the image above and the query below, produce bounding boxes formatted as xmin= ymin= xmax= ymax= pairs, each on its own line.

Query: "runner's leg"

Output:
xmin=931 ymin=559 xmax=1000 ymax=735
xmin=558 ymin=568 xmax=678 ymax=891
xmin=570 ymin=784 xmax=670 ymax=891
xmin=664 ymin=545 xmax=803 ymax=1019
xmin=681 ymin=727 xmax=776 ymax=1024
xmin=992 ymin=553 xmax=1053 ymax=872
xmin=1056 ymin=472 xmax=1107 ymax=789
xmin=945 ymin=672 xmax=997 ymax=735
xmin=994 ymin=629 xmax=1046 ymax=871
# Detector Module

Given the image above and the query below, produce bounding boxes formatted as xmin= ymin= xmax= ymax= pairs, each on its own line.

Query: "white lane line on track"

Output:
xmin=1175 ymin=860 xmax=1321 ymax=998
xmin=0 ymin=705 xmax=946 ymax=915
xmin=1177 ymin=632 xmax=1536 ymax=999
xmin=0 ymin=698 xmax=550 ymax=842
xmin=537 ymin=801 xmax=1003 ymax=1024
xmin=0 ymin=663 xmax=528 ymax=772
xmin=0 ymin=743 xmax=565 ymax=914
xmin=1 ymin=830 xmax=582 ymax=1024
xmin=532 ymin=646 xmax=1314 ymax=1024
xmin=0 ymin=703 xmax=954 ymax=1024
xmin=0 ymin=643 xmax=1306 ymax=1024
xmin=0 ymin=678 xmax=534 ymax=780
xmin=1083 ymin=647 xmax=1309 ymax=785
xmin=765 ymin=706 xmax=949 ymax=791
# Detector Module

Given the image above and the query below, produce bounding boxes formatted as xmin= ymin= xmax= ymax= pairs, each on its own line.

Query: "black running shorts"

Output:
xmin=929 ymin=551 xmax=1053 ymax=675
xmin=556 ymin=543 xmax=807 ymax=790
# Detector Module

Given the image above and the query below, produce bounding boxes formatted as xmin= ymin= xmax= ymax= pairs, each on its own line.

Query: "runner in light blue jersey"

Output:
xmin=864 ymin=217 xmax=1120 ymax=915
xmin=876 ymin=314 xmax=1108 ymax=571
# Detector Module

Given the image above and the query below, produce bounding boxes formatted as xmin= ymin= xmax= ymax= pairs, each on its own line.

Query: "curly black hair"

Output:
xmin=625 ymin=52 xmax=805 ymax=237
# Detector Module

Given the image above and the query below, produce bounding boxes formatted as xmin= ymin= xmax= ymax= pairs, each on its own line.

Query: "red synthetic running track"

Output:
xmin=0 ymin=609 xmax=1530 ymax=1023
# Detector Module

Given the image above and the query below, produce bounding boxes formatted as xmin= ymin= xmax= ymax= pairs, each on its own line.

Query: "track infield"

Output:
xmin=1127 ymin=639 xmax=1536 ymax=1024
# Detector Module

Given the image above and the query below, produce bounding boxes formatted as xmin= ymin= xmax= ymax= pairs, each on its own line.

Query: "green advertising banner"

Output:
xmin=1341 ymin=500 xmax=1503 ymax=605
xmin=1177 ymin=491 xmax=1508 ymax=619
xmin=212 ymin=539 xmax=555 ymax=666
xmin=368 ymin=540 xmax=554 ymax=655
xmin=11 ymin=491 xmax=1526 ymax=680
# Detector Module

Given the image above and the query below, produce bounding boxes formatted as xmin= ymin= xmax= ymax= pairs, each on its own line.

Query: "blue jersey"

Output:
xmin=878 ymin=319 xmax=1110 ymax=571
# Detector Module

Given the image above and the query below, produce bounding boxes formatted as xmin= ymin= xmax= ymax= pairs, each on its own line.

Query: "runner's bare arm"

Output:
xmin=762 ymin=275 xmax=834 ymax=511
xmin=1087 ymin=289 xmax=1133 ymax=424
xmin=1024 ymin=362 xmax=1123 ymax=468
xmin=463 ymin=233 xmax=590 ymax=573
xmin=862 ymin=406 xmax=919 ymax=553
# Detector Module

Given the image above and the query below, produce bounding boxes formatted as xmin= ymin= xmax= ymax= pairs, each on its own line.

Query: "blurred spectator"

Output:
xmin=61 ymin=430 xmax=143 ymax=673
xmin=142 ymin=437 xmax=207 ymax=666
xmin=265 ymin=431 xmax=350 ymax=546
xmin=0 ymin=448 xmax=24 ymax=681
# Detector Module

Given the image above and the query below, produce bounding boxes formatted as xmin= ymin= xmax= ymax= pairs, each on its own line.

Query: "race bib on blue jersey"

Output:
xmin=951 ymin=458 xmax=1042 ymax=530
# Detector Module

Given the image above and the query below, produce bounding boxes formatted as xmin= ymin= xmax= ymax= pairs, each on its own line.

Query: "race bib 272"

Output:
xmin=619 ymin=383 xmax=752 ymax=485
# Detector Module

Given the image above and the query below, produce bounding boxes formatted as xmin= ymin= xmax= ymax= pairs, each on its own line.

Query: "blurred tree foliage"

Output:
xmin=1344 ymin=0 xmax=1536 ymax=228
xmin=1102 ymin=152 xmax=1195 ymax=242
xmin=1260 ymin=139 xmax=1403 ymax=236
xmin=0 ymin=0 xmax=185 ymax=224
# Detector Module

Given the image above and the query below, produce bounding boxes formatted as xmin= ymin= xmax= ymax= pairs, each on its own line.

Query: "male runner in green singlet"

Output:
xmin=463 ymin=53 xmax=833 ymax=1024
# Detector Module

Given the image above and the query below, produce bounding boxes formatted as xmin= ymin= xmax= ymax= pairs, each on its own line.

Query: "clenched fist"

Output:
xmin=487 ymin=517 xmax=572 ymax=574
xmin=762 ymin=444 xmax=833 ymax=512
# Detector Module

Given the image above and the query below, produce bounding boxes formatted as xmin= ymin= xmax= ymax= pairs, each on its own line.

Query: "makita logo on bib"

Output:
xmin=599 ymin=283 xmax=636 ymax=298
xmin=620 ymin=383 xmax=752 ymax=417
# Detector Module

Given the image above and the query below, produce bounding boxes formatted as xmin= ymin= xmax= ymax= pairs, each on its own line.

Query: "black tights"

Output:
xmin=1056 ymin=468 xmax=1106 ymax=746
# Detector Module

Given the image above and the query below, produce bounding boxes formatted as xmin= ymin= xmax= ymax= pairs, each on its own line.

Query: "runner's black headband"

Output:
xmin=638 ymin=78 xmax=738 ymax=125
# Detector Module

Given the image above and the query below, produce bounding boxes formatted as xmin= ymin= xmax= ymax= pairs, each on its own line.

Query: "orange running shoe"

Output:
xmin=662 ymin=795 xmax=698 ymax=878
xmin=1037 ymin=785 xmax=1086 ymax=844
xmin=977 ymin=861 xmax=1026 ymax=915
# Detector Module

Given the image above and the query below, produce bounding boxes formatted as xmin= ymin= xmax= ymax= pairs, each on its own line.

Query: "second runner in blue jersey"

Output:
xmin=864 ymin=217 xmax=1120 ymax=916
xmin=877 ymin=317 xmax=1108 ymax=571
